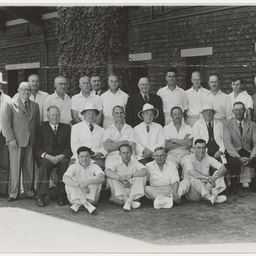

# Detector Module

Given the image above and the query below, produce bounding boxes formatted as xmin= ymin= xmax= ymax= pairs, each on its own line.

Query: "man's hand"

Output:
xmin=214 ymin=150 xmax=223 ymax=159
xmin=244 ymin=157 xmax=253 ymax=166
xmin=8 ymin=140 xmax=17 ymax=150
xmin=45 ymin=154 xmax=59 ymax=165
xmin=123 ymin=180 xmax=131 ymax=189
xmin=207 ymin=176 xmax=216 ymax=188
xmin=80 ymin=180 xmax=91 ymax=188
xmin=173 ymin=192 xmax=182 ymax=204
xmin=238 ymin=157 xmax=248 ymax=165
xmin=55 ymin=154 xmax=65 ymax=162
xmin=92 ymin=152 xmax=104 ymax=159
xmin=142 ymin=148 xmax=153 ymax=158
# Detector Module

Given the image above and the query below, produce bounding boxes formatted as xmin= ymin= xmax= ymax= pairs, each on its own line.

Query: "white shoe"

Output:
xmin=206 ymin=195 xmax=215 ymax=206
xmin=70 ymin=204 xmax=80 ymax=213
xmin=123 ymin=202 xmax=131 ymax=211
xmin=84 ymin=202 xmax=96 ymax=214
xmin=215 ymin=195 xmax=227 ymax=204
xmin=131 ymin=201 xmax=141 ymax=209
xmin=242 ymin=182 xmax=249 ymax=188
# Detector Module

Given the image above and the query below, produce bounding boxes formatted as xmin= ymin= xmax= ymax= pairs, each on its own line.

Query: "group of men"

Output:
xmin=0 ymin=67 xmax=256 ymax=214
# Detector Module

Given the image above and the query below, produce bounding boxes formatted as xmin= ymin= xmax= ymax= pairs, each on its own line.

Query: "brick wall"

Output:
xmin=129 ymin=6 xmax=256 ymax=95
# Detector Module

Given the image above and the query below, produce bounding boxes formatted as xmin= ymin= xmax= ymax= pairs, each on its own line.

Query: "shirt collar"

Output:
xmin=83 ymin=120 xmax=94 ymax=127
xmin=236 ymin=119 xmax=244 ymax=126
xmin=166 ymin=85 xmax=178 ymax=91
xmin=49 ymin=123 xmax=58 ymax=130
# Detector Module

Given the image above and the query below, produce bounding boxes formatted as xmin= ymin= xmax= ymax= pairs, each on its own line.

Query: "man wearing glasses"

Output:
xmin=2 ymin=82 xmax=40 ymax=202
xmin=43 ymin=76 xmax=72 ymax=125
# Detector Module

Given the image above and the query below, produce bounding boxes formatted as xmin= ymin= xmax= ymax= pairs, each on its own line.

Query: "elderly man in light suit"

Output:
xmin=192 ymin=102 xmax=226 ymax=163
xmin=224 ymin=101 xmax=256 ymax=194
xmin=2 ymin=82 xmax=40 ymax=201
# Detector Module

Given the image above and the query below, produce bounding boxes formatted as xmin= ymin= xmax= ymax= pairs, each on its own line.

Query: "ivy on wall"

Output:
xmin=56 ymin=6 xmax=129 ymax=96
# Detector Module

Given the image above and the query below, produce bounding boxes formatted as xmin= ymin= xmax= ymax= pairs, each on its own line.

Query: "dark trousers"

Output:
xmin=0 ymin=132 xmax=9 ymax=195
xmin=36 ymin=157 xmax=69 ymax=196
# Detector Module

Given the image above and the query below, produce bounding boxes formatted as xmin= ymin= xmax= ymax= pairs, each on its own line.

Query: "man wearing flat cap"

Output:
xmin=0 ymin=72 xmax=11 ymax=195
xmin=2 ymin=82 xmax=40 ymax=201
xmin=134 ymin=103 xmax=165 ymax=165
xmin=70 ymin=102 xmax=106 ymax=169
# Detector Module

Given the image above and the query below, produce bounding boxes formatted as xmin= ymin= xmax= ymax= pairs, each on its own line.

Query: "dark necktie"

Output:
xmin=90 ymin=123 xmax=94 ymax=132
xmin=146 ymin=125 xmax=150 ymax=133
xmin=54 ymin=125 xmax=57 ymax=135
xmin=207 ymin=122 xmax=214 ymax=141
xmin=24 ymin=100 xmax=30 ymax=117
xmin=239 ymin=122 xmax=243 ymax=136
xmin=144 ymin=94 xmax=149 ymax=102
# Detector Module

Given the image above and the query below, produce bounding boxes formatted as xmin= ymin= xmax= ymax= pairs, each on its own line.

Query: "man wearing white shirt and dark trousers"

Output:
xmin=34 ymin=106 xmax=72 ymax=207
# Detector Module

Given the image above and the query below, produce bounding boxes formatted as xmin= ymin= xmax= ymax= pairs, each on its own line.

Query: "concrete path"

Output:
xmin=0 ymin=207 xmax=255 ymax=253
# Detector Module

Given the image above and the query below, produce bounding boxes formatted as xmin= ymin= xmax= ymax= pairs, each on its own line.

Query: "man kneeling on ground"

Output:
xmin=145 ymin=147 xmax=190 ymax=209
xmin=183 ymin=139 xmax=227 ymax=206
xmin=105 ymin=144 xmax=147 ymax=211
xmin=63 ymin=146 xmax=105 ymax=214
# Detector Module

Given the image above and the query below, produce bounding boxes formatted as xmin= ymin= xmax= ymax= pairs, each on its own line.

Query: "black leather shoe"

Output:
xmin=8 ymin=197 xmax=16 ymax=202
xmin=36 ymin=197 xmax=45 ymax=207
xmin=58 ymin=194 xmax=67 ymax=206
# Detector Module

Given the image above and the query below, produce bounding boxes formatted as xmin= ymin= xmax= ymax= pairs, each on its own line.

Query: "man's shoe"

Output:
xmin=131 ymin=201 xmax=141 ymax=209
xmin=58 ymin=194 xmax=67 ymax=206
xmin=36 ymin=197 xmax=45 ymax=207
xmin=84 ymin=202 xmax=96 ymax=214
xmin=215 ymin=195 xmax=227 ymax=204
xmin=70 ymin=204 xmax=80 ymax=213
xmin=242 ymin=182 xmax=249 ymax=188
xmin=205 ymin=195 xmax=214 ymax=206
xmin=123 ymin=202 xmax=131 ymax=211
xmin=7 ymin=197 xmax=16 ymax=202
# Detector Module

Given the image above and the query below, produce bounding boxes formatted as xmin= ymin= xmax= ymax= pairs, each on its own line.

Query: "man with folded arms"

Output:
xmin=105 ymin=144 xmax=147 ymax=211
xmin=134 ymin=103 xmax=165 ymax=165
xmin=184 ymin=139 xmax=227 ymax=206
xmin=145 ymin=147 xmax=190 ymax=208
xmin=63 ymin=146 xmax=105 ymax=214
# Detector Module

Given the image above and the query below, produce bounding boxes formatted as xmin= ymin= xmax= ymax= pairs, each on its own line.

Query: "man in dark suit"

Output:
xmin=91 ymin=74 xmax=106 ymax=96
xmin=2 ymin=82 xmax=40 ymax=201
xmin=224 ymin=101 xmax=256 ymax=194
xmin=34 ymin=106 xmax=72 ymax=207
xmin=126 ymin=77 xmax=164 ymax=127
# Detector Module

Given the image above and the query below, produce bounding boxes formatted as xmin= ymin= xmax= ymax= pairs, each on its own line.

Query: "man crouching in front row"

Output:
xmin=63 ymin=146 xmax=105 ymax=214
xmin=105 ymin=144 xmax=147 ymax=211
xmin=183 ymin=139 xmax=227 ymax=206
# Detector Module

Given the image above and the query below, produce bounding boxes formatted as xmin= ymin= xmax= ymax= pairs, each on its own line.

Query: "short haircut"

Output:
xmin=79 ymin=76 xmax=90 ymax=84
xmin=194 ymin=139 xmax=206 ymax=146
xmin=28 ymin=74 xmax=39 ymax=81
xmin=170 ymin=106 xmax=182 ymax=115
xmin=191 ymin=71 xmax=201 ymax=78
xmin=108 ymin=73 xmax=119 ymax=79
xmin=55 ymin=76 xmax=67 ymax=83
xmin=119 ymin=144 xmax=132 ymax=153
xmin=47 ymin=105 xmax=61 ymax=113
xmin=233 ymin=77 xmax=243 ymax=84
xmin=112 ymin=105 xmax=124 ymax=114
xmin=208 ymin=74 xmax=219 ymax=81
xmin=165 ymin=67 xmax=177 ymax=76
xmin=77 ymin=146 xmax=92 ymax=156
xmin=91 ymin=73 xmax=101 ymax=79
xmin=233 ymin=101 xmax=245 ymax=108
xmin=138 ymin=77 xmax=150 ymax=84
xmin=154 ymin=147 xmax=165 ymax=152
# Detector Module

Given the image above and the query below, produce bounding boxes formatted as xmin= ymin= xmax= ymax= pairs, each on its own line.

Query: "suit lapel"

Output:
xmin=242 ymin=120 xmax=250 ymax=140
xmin=29 ymin=100 xmax=36 ymax=121
xmin=46 ymin=122 xmax=54 ymax=146
xmin=232 ymin=119 xmax=242 ymax=138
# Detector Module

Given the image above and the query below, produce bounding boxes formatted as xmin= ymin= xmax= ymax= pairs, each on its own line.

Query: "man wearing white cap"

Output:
xmin=134 ymin=103 xmax=165 ymax=165
xmin=193 ymin=102 xmax=226 ymax=163
xmin=103 ymin=105 xmax=136 ymax=168
xmin=71 ymin=76 xmax=102 ymax=125
xmin=183 ymin=139 xmax=227 ymax=206
xmin=63 ymin=146 xmax=105 ymax=214
xmin=71 ymin=102 xmax=106 ymax=169
xmin=2 ymin=82 xmax=40 ymax=201
xmin=145 ymin=147 xmax=190 ymax=209
xmin=100 ymin=74 xmax=128 ymax=128
xmin=164 ymin=106 xmax=193 ymax=175
xmin=0 ymin=72 xmax=11 ymax=195
xmin=44 ymin=76 xmax=72 ymax=125
xmin=105 ymin=144 xmax=147 ymax=211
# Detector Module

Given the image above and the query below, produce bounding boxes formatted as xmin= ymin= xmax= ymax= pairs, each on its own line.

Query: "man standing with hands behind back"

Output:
xmin=2 ymin=82 xmax=40 ymax=202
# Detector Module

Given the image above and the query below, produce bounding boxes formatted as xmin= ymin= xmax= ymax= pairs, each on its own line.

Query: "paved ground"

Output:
xmin=1 ymin=188 xmax=256 ymax=253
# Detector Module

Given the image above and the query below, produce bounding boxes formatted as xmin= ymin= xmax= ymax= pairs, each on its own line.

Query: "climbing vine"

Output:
xmin=56 ymin=6 xmax=129 ymax=96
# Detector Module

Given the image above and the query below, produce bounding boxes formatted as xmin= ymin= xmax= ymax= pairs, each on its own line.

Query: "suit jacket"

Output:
xmin=125 ymin=92 xmax=164 ymax=128
xmin=34 ymin=122 xmax=72 ymax=159
xmin=2 ymin=97 xmax=40 ymax=147
xmin=223 ymin=118 xmax=256 ymax=158
xmin=193 ymin=119 xmax=225 ymax=153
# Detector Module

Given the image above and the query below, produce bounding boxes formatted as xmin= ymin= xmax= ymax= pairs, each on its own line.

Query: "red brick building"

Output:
xmin=1 ymin=6 xmax=256 ymax=96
